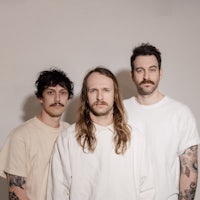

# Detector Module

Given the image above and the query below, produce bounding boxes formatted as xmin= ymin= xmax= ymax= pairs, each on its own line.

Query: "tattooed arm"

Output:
xmin=6 ymin=173 xmax=30 ymax=200
xmin=179 ymin=145 xmax=198 ymax=200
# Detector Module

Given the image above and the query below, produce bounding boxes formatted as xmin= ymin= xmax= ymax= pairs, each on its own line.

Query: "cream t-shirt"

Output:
xmin=0 ymin=117 xmax=69 ymax=200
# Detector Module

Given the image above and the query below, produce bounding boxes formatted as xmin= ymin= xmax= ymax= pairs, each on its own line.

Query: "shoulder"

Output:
xmin=165 ymin=97 xmax=195 ymax=117
xmin=8 ymin=117 xmax=36 ymax=138
xmin=166 ymin=96 xmax=190 ymax=110
xmin=123 ymin=97 xmax=135 ymax=105
xmin=56 ymin=123 xmax=77 ymax=151
xmin=60 ymin=121 xmax=70 ymax=129
xmin=123 ymin=97 xmax=138 ymax=112
xmin=129 ymin=123 xmax=146 ymax=146
xmin=59 ymin=123 xmax=76 ymax=141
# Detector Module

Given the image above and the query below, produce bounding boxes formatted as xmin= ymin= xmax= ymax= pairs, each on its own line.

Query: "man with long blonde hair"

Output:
xmin=47 ymin=67 xmax=155 ymax=200
xmin=75 ymin=66 xmax=131 ymax=155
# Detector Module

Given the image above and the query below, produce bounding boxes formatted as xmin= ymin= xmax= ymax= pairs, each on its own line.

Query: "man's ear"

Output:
xmin=37 ymin=97 xmax=43 ymax=104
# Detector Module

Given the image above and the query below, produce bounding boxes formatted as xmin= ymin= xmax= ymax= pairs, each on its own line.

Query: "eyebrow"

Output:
xmin=135 ymin=65 xmax=157 ymax=69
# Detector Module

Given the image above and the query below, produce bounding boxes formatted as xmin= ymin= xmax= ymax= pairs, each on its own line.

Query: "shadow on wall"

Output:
xmin=116 ymin=69 xmax=137 ymax=99
xmin=19 ymin=70 xmax=137 ymax=123
xmin=64 ymin=70 xmax=137 ymax=123
xmin=0 ymin=177 xmax=8 ymax=200
xmin=20 ymin=94 xmax=80 ymax=124
xmin=63 ymin=95 xmax=80 ymax=124
xmin=1 ymin=71 xmax=136 ymax=200
xmin=21 ymin=95 xmax=41 ymax=121
xmin=63 ymin=69 xmax=137 ymax=124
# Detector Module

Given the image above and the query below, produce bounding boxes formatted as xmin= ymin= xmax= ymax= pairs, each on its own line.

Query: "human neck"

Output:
xmin=37 ymin=113 xmax=60 ymax=128
xmin=136 ymin=90 xmax=165 ymax=105
xmin=90 ymin=113 xmax=113 ymax=127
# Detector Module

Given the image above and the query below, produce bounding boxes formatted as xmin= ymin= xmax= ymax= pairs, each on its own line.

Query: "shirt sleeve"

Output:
xmin=46 ymin=132 xmax=71 ymax=200
xmin=177 ymin=106 xmax=200 ymax=155
xmin=0 ymin=128 xmax=28 ymax=178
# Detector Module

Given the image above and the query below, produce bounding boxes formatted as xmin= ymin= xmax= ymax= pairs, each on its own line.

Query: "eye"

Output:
xmin=60 ymin=90 xmax=68 ymax=96
xmin=149 ymin=67 xmax=157 ymax=72
xmin=135 ymin=68 xmax=144 ymax=73
xmin=103 ymin=88 xmax=110 ymax=92
xmin=47 ymin=90 xmax=54 ymax=95
xmin=88 ymin=89 xmax=97 ymax=94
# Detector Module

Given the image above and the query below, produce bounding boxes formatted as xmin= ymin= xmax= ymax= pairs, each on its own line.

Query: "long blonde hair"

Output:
xmin=76 ymin=67 xmax=131 ymax=154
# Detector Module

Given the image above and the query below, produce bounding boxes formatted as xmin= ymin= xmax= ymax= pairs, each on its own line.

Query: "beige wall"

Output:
xmin=0 ymin=1 xmax=200 ymax=199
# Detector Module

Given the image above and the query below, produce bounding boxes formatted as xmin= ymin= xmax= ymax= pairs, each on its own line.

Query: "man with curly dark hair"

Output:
xmin=0 ymin=68 xmax=74 ymax=200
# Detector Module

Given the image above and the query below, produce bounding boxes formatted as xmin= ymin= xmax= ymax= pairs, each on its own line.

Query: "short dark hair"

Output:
xmin=35 ymin=68 xmax=74 ymax=99
xmin=130 ymin=43 xmax=161 ymax=71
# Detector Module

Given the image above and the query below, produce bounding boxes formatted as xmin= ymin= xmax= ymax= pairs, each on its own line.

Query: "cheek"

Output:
xmin=88 ymin=93 xmax=96 ymax=101
xmin=42 ymin=97 xmax=55 ymax=106
xmin=88 ymin=97 xmax=95 ymax=105
xmin=132 ymin=74 xmax=138 ymax=81
xmin=132 ymin=76 xmax=139 ymax=84
xmin=61 ymin=96 xmax=69 ymax=102
xmin=105 ymin=93 xmax=114 ymax=103
xmin=86 ymin=95 xmax=92 ymax=104
xmin=42 ymin=100 xmax=50 ymax=106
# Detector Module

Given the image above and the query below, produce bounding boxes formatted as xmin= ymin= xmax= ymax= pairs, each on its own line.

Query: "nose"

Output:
xmin=97 ymin=90 xmax=103 ymax=100
xmin=143 ymin=70 xmax=149 ymax=80
xmin=55 ymin=92 xmax=60 ymax=103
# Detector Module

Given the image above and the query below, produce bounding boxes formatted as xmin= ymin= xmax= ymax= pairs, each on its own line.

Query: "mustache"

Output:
xmin=139 ymin=80 xmax=154 ymax=85
xmin=50 ymin=102 xmax=64 ymax=107
xmin=92 ymin=101 xmax=108 ymax=106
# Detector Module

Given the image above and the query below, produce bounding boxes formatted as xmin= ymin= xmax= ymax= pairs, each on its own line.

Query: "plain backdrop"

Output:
xmin=0 ymin=0 xmax=200 ymax=199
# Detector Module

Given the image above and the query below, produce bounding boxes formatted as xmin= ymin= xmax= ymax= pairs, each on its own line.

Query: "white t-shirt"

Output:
xmin=123 ymin=96 xmax=200 ymax=200
xmin=46 ymin=123 xmax=155 ymax=200
xmin=0 ymin=117 xmax=69 ymax=200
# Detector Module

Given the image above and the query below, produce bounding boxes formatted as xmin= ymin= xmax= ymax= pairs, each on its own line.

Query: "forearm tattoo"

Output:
xmin=180 ymin=146 xmax=198 ymax=175
xmin=9 ymin=174 xmax=26 ymax=189
xmin=179 ymin=146 xmax=198 ymax=200
xmin=9 ymin=191 xmax=19 ymax=200
xmin=179 ymin=182 xmax=196 ymax=200
xmin=6 ymin=173 xmax=26 ymax=200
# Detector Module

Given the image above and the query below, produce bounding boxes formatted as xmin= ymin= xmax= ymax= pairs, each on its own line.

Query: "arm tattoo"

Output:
xmin=180 ymin=146 xmax=198 ymax=176
xmin=179 ymin=182 xmax=196 ymax=200
xmin=9 ymin=191 xmax=19 ymax=200
xmin=9 ymin=174 xmax=26 ymax=189
xmin=6 ymin=173 xmax=26 ymax=200
xmin=179 ymin=145 xmax=198 ymax=200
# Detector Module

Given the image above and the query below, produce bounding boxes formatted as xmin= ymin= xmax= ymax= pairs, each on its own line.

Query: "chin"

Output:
xmin=50 ymin=113 xmax=63 ymax=118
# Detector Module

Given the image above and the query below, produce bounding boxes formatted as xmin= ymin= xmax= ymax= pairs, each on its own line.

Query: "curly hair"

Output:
xmin=35 ymin=67 xmax=74 ymax=99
